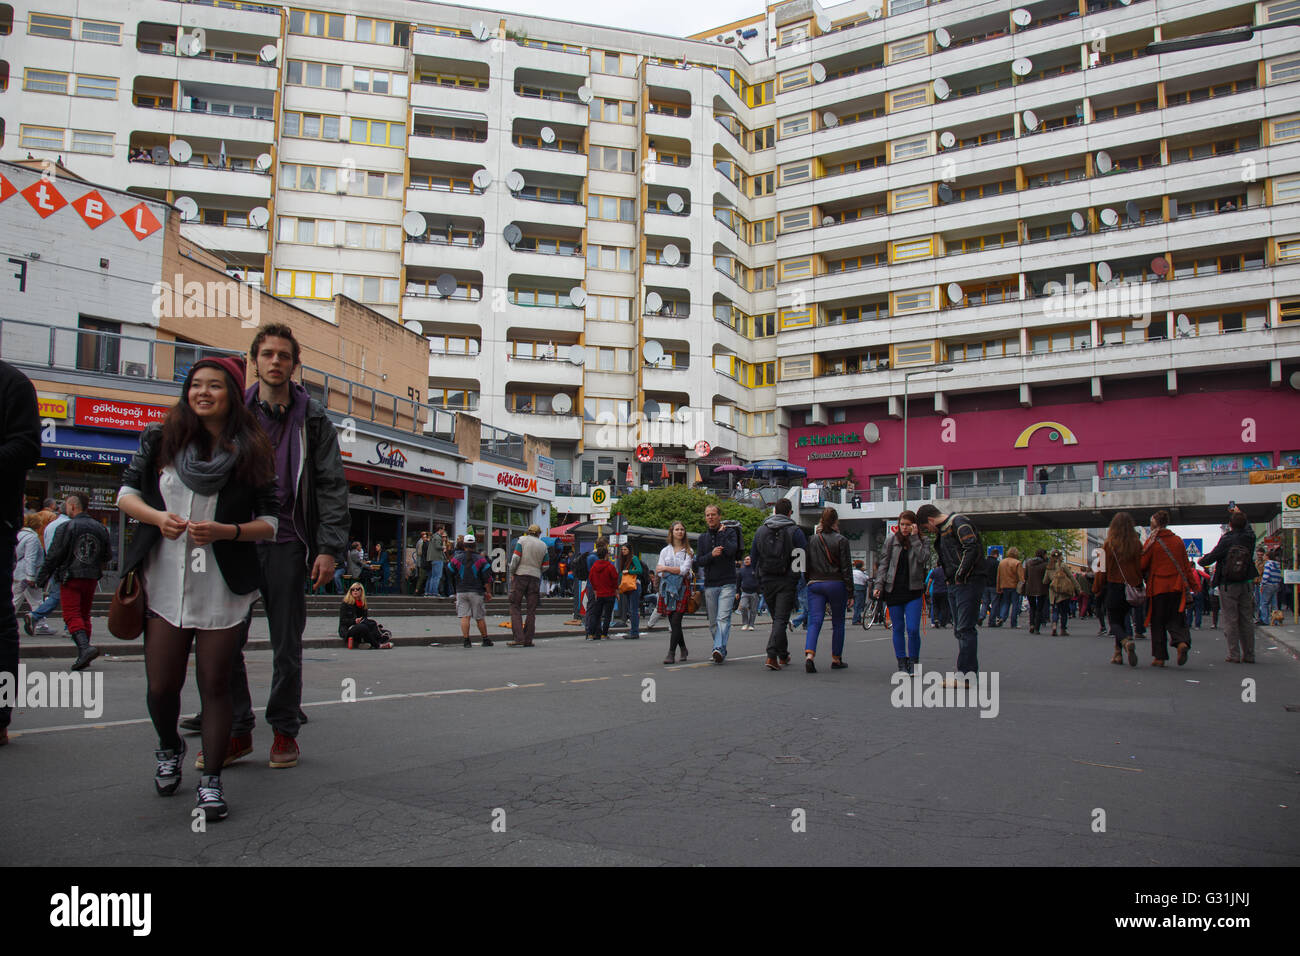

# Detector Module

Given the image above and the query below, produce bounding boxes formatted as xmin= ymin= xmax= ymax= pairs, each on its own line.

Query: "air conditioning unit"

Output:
xmin=122 ymin=361 xmax=147 ymax=378
xmin=161 ymin=42 xmax=176 ymax=55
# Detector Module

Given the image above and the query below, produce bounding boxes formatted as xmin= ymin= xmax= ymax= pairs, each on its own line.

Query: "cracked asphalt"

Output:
xmin=3 ymin=621 xmax=1298 ymax=866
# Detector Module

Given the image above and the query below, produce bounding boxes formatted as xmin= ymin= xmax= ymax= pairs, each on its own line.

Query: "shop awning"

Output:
xmin=344 ymin=466 xmax=464 ymax=499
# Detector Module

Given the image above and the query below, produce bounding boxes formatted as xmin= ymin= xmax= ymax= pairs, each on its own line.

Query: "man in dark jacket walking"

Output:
xmin=1023 ymin=550 xmax=1050 ymax=634
xmin=917 ymin=505 xmax=985 ymax=683
xmin=1199 ymin=509 xmax=1258 ymax=663
xmin=1 ymin=360 xmax=41 ymax=742
xmin=697 ymin=505 xmax=743 ymax=663
xmin=37 ymin=493 xmax=111 ymax=672
xmin=750 ymin=499 xmax=807 ymax=670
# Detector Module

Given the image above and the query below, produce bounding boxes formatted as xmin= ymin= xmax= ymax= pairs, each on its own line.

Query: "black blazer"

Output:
xmin=119 ymin=424 xmax=280 ymax=595
xmin=339 ymin=601 xmax=367 ymax=640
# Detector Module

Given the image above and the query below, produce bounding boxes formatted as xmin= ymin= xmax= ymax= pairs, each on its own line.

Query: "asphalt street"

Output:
xmin=3 ymin=617 xmax=1298 ymax=866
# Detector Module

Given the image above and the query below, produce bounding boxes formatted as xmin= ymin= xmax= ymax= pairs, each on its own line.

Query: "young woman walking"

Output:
xmin=873 ymin=510 xmax=931 ymax=674
xmin=656 ymin=522 xmax=693 ymax=664
xmin=1093 ymin=512 xmax=1143 ymax=667
xmin=117 ymin=356 xmax=278 ymax=822
xmin=803 ymin=508 xmax=854 ymax=672
xmin=617 ymin=543 xmax=645 ymax=639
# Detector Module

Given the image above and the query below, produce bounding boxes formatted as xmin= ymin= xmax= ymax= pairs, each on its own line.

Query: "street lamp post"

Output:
xmin=1143 ymin=17 xmax=1298 ymax=55
xmin=901 ymin=365 xmax=953 ymax=514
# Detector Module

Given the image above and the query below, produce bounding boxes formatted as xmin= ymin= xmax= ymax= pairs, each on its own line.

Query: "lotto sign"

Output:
xmin=1283 ymin=493 xmax=1300 ymax=530
xmin=694 ymin=440 xmax=711 ymax=457
xmin=635 ymin=443 xmax=654 ymax=463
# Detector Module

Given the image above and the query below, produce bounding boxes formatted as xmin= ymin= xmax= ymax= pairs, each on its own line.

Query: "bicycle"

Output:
xmin=861 ymin=594 xmax=885 ymax=630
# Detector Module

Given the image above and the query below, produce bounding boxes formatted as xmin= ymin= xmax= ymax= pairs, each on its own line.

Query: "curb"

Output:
xmin=1258 ymin=625 xmax=1300 ymax=660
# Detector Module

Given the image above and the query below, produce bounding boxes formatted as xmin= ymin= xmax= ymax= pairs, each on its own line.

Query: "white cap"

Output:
xmin=463 ymin=534 xmax=476 ymax=544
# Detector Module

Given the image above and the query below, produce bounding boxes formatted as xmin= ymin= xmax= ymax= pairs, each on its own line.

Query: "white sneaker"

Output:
xmin=33 ymin=621 xmax=53 ymax=634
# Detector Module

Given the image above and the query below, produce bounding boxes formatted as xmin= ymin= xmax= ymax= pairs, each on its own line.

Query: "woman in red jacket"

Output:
xmin=585 ymin=544 xmax=619 ymax=640
xmin=1140 ymin=510 xmax=1195 ymax=666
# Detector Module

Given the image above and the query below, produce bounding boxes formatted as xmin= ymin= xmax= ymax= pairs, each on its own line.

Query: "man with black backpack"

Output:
xmin=36 ymin=492 xmax=111 ymax=672
xmin=448 ymin=534 xmax=495 ymax=647
xmin=696 ymin=505 xmax=744 ymax=664
xmin=1199 ymin=509 xmax=1257 ymax=663
xmin=750 ymin=498 xmax=807 ymax=671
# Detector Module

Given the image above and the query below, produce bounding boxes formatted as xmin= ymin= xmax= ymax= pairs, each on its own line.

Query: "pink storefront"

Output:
xmin=787 ymin=383 xmax=1300 ymax=491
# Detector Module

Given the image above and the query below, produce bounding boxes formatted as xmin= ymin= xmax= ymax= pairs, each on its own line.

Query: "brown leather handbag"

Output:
xmin=108 ymin=570 xmax=147 ymax=640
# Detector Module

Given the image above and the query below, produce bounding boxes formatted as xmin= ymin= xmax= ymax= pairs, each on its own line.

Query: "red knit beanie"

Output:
xmin=191 ymin=355 xmax=247 ymax=391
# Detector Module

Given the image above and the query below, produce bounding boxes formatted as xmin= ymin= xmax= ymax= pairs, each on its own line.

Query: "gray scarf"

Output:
xmin=174 ymin=439 xmax=238 ymax=495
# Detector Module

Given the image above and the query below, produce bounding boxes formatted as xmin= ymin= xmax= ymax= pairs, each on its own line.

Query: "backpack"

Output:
xmin=1222 ymin=544 xmax=1252 ymax=582
xmin=456 ymin=553 xmax=485 ymax=590
xmin=756 ymin=523 xmax=794 ymax=577
xmin=573 ymin=550 xmax=590 ymax=580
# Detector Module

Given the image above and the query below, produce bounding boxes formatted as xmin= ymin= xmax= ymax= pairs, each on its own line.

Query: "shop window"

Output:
xmin=76 ymin=316 xmax=119 ymax=374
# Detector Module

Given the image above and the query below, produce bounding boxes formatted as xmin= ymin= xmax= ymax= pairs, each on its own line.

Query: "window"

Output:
xmin=355 ymin=17 xmax=394 ymax=44
xmin=341 ymin=275 xmax=400 ymax=304
xmin=586 ymin=245 xmax=635 ymax=272
xmin=80 ymin=20 xmax=120 ymax=43
xmin=585 ymin=296 xmax=631 ymax=322
xmin=582 ymin=396 xmax=632 ymax=422
xmin=591 ymin=145 xmax=636 ymax=172
xmin=286 ymin=61 xmax=343 ymax=90
xmin=891 ymin=184 xmax=933 ymax=212
xmin=429 ymin=388 xmax=479 ymax=410
xmin=350 ymin=118 xmax=405 ymax=147
xmin=74 ymin=75 xmax=117 ymax=99
xmin=76 ymin=316 xmax=119 ymax=374
xmin=283 ymin=111 xmax=341 ymax=141
xmin=827 ymin=252 xmax=886 ymax=273
xmin=19 ymin=125 xmax=63 ymax=150
xmin=779 ymin=306 xmax=813 ymax=329
xmin=777 ymin=22 xmax=809 ymax=48
xmin=28 ymin=13 xmax=71 ymax=38
xmin=353 ymin=69 xmax=407 ymax=96
xmin=23 ymin=68 xmax=67 ymax=94
xmin=891 ymin=236 xmax=936 ymax=262
xmin=892 ymin=341 xmax=938 ymax=367
xmin=431 ymin=335 xmax=480 ymax=356
xmin=288 ymin=9 xmax=344 ymax=39
xmin=590 ymin=98 xmax=637 ymax=124
xmin=750 ymin=219 xmax=775 ymax=243
xmin=824 ymin=302 xmax=887 ymax=324
xmin=280 ymin=163 xmax=351 ymax=194
xmin=587 ymin=194 xmax=636 ymax=221
xmin=778 ymin=113 xmax=812 ymax=138
xmin=749 ymin=172 xmax=775 ymax=197
xmin=887 ymin=84 xmax=930 ymax=112
xmin=892 ymin=289 xmax=934 ymax=314
xmin=889 ymin=133 xmax=932 ymax=162
xmin=778 ymin=257 xmax=815 ymax=282
xmin=70 ymin=130 xmax=113 ymax=155
xmin=778 ymin=209 xmax=813 ymax=232
xmin=590 ymin=51 xmax=637 ymax=76
xmin=778 ymin=66 xmax=812 ymax=93
xmin=1272 ymin=115 xmax=1300 ymax=143
xmin=1267 ymin=54 xmax=1300 ymax=84
xmin=1280 ymin=299 xmax=1300 ymax=323
xmin=275 ymin=270 xmax=334 ymax=300
xmin=750 ymin=126 xmax=775 ymax=151
xmin=779 ymin=161 xmax=813 ymax=186
xmin=1276 ymin=174 xmax=1300 ymax=204
xmin=886 ymin=36 xmax=928 ymax=63
xmin=779 ymin=356 xmax=813 ymax=380
xmin=1277 ymin=237 xmax=1300 ymax=262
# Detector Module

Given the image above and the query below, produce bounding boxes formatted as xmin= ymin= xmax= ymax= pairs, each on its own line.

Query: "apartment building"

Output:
xmin=3 ymin=0 xmax=1299 ymax=500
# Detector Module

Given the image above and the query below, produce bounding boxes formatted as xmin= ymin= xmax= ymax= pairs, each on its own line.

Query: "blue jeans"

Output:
xmin=805 ymin=580 xmax=847 ymax=657
xmin=1186 ymin=589 xmax=1204 ymax=628
xmin=951 ymin=581 xmax=981 ymax=675
xmin=981 ymin=586 xmax=998 ymax=623
xmin=424 ymin=560 xmax=443 ymax=596
xmin=704 ymin=583 xmax=736 ymax=657
xmin=29 ymin=590 xmax=59 ymax=623
xmin=889 ymin=595 xmax=923 ymax=660
xmin=997 ymin=588 xmax=1020 ymax=627
xmin=620 ymin=585 xmax=641 ymax=636
xmin=852 ymin=585 xmax=867 ymax=624
xmin=1258 ymin=586 xmax=1279 ymax=623
xmin=790 ymin=580 xmax=809 ymax=628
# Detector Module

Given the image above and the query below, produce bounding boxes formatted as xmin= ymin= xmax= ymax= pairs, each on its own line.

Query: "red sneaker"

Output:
xmin=195 ymin=733 xmax=254 ymax=770
xmin=269 ymin=732 xmax=299 ymax=769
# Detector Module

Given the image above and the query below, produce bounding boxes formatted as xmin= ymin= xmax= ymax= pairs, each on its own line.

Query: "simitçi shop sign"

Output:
xmin=472 ymin=462 xmax=556 ymax=500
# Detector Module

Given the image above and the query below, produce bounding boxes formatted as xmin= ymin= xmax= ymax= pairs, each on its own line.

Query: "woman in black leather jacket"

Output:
xmin=803 ymin=507 xmax=854 ymax=673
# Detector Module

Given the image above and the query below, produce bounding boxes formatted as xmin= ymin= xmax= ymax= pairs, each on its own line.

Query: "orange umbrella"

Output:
xmin=661 ymin=463 xmax=670 ymax=480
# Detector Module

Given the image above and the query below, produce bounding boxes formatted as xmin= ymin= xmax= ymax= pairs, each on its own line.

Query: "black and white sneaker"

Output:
xmin=155 ymin=740 xmax=187 ymax=796
xmin=196 ymin=775 xmax=229 ymax=822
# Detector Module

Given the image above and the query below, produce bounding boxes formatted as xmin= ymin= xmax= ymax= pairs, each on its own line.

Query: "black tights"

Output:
xmin=144 ymin=618 xmax=242 ymax=772
xmin=667 ymin=611 xmax=686 ymax=657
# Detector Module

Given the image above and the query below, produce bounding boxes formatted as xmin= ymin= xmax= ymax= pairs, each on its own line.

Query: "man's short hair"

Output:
xmin=250 ymin=323 xmax=301 ymax=367
xmin=67 ymin=491 xmax=90 ymax=512
xmin=915 ymin=504 xmax=941 ymax=526
xmin=774 ymin=498 xmax=793 ymax=516
xmin=527 ymin=524 xmax=541 ymax=536
xmin=1229 ymin=511 xmax=1247 ymax=530
xmin=42 ymin=498 xmax=56 ymax=510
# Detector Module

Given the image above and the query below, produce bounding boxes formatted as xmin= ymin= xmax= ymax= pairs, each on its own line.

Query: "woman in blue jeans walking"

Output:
xmin=873 ymin=510 xmax=931 ymax=675
xmin=803 ymin=507 xmax=854 ymax=672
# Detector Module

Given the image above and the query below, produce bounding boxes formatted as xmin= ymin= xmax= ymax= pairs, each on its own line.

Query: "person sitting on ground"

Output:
xmin=339 ymin=584 xmax=392 ymax=649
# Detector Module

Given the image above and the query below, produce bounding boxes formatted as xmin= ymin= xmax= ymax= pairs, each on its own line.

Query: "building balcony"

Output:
xmin=494 ymin=408 xmax=583 ymax=441
xmin=408 ymin=131 xmax=490 ymax=164
xmin=505 ymin=142 xmax=587 ymax=178
xmin=426 ymin=351 xmax=484 ymax=381
xmin=403 ymin=238 xmax=485 ymax=272
xmin=178 ymin=222 xmax=269 ymax=256
xmin=142 ymin=0 xmax=282 ymax=36
xmin=410 ymin=80 xmax=492 ymax=116
xmin=504 ymin=302 xmax=586 ymax=336
xmin=501 ymin=355 xmax=584 ymax=387
xmin=401 ymin=293 xmax=488 ymax=325
xmin=404 ymin=186 xmax=487 ymax=219
xmin=646 ymin=110 xmax=692 ymax=140
xmin=124 ymin=159 xmax=273 ymax=199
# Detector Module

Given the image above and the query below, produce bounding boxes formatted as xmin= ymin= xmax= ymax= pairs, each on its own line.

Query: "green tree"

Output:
xmin=981 ymin=529 xmax=1079 ymax=558
xmin=612 ymin=486 xmax=767 ymax=544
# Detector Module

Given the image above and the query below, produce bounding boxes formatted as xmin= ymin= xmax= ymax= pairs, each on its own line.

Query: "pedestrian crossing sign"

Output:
xmin=1184 ymin=539 xmax=1202 ymax=559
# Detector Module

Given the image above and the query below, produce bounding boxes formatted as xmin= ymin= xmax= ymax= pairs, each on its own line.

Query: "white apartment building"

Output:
xmin=3 ymin=0 xmax=1299 ymax=493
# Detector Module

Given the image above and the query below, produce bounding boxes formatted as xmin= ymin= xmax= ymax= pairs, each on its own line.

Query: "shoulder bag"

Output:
xmin=108 ymin=569 xmax=147 ymax=640
xmin=1113 ymin=549 xmax=1147 ymax=607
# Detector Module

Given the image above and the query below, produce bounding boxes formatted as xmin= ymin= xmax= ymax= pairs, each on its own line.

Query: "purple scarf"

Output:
xmin=245 ymin=382 xmax=309 ymax=541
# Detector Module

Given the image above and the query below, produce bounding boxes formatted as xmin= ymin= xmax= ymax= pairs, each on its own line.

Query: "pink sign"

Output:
xmin=74 ymin=398 xmax=171 ymax=432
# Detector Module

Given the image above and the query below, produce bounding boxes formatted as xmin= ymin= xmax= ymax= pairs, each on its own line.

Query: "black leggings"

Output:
xmin=144 ymin=617 xmax=243 ymax=771
xmin=667 ymin=611 xmax=687 ymax=657
xmin=347 ymin=620 xmax=384 ymax=648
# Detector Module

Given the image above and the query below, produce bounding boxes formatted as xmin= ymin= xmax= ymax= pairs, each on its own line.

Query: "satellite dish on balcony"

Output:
xmin=169 ymin=139 xmax=193 ymax=163
xmin=1097 ymin=261 xmax=1113 ymax=283
xmin=505 ymin=170 xmax=525 ymax=193
xmin=174 ymin=196 xmax=199 ymax=222
xmin=940 ymin=130 xmax=956 ymax=149
xmin=255 ymin=152 xmax=273 ymax=171
xmin=578 ymin=85 xmax=593 ymax=103
xmin=935 ymin=27 xmax=952 ymax=48
xmin=569 ymin=286 xmax=587 ymax=307
xmin=666 ymin=192 xmax=684 ymax=213
xmin=472 ymin=169 xmax=492 ymax=190
xmin=405 ymin=321 xmax=423 ymax=334
xmin=1012 ymin=57 xmax=1033 ymax=76
xmin=552 ymin=393 xmax=572 ymax=414
xmin=663 ymin=243 xmax=681 ymax=266
xmin=184 ymin=31 xmax=205 ymax=56
xmin=151 ymin=146 xmax=168 ymax=164
xmin=1070 ymin=211 xmax=1086 ymax=232
xmin=643 ymin=340 xmax=665 ymax=364
xmin=1012 ymin=8 xmax=1032 ymax=27
xmin=811 ymin=63 xmax=827 ymax=83
xmin=249 ymin=206 xmax=269 ymax=228
xmin=815 ymin=12 xmax=831 ymax=32
xmin=1096 ymin=150 xmax=1113 ymax=174
xmin=822 ymin=216 xmax=835 ymax=226
xmin=938 ymin=182 xmax=954 ymax=202
xmin=863 ymin=423 xmax=880 ymax=443
xmin=823 ymin=111 xmax=839 ymax=128
xmin=564 ymin=345 xmax=586 ymax=366
xmin=471 ymin=20 xmax=492 ymax=41
xmin=503 ymin=223 xmax=522 ymax=247
xmin=1176 ymin=314 xmax=1192 ymax=336
xmin=540 ymin=126 xmax=556 ymax=144
xmin=645 ymin=292 xmax=664 ymax=314
xmin=402 ymin=212 xmax=427 ymax=237
xmin=1126 ymin=200 xmax=1141 ymax=224
xmin=1022 ymin=109 xmax=1039 ymax=131
xmin=644 ymin=399 xmax=661 ymax=419
xmin=947 ymin=282 xmax=963 ymax=303
xmin=1151 ymin=256 xmax=1169 ymax=276
xmin=867 ymin=4 xmax=882 ymax=18
xmin=1100 ymin=207 xmax=1119 ymax=227
xmin=933 ymin=77 xmax=951 ymax=100
xmin=435 ymin=273 xmax=458 ymax=297
xmin=258 ymin=44 xmax=278 ymax=63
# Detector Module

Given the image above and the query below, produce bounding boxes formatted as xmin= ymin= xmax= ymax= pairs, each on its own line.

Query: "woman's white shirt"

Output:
xmin=657 ymin=545 xmax=693 ymax=578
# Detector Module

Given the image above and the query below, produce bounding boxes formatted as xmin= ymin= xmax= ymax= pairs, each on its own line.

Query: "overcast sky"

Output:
xmin=452 ymin=0 xmax=761 ymax=37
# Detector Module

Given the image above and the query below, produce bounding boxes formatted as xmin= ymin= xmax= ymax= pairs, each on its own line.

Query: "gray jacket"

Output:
xmin=14 ymin=526 xmax=42 ymax=582
xmin=876 ymin=532 xmax=931 ymax=595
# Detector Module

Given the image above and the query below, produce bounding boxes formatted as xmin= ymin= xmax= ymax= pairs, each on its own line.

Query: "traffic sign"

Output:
xmin=1183 ymin=538 xmax=1202 ymax=559
xmin=591 ymin=487 xmax=608 ymax=508
xmin=1284 ymin=493 xmax=1300 ymax=529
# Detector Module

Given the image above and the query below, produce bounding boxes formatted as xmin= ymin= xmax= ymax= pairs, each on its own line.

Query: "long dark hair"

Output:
xmin=159 ymin=365 xmax=274 ymax=486
xmin=1104 ymin=512 xmax=1141 ymax=564
xmin=896 ymin=509 xmax=917 ymax=550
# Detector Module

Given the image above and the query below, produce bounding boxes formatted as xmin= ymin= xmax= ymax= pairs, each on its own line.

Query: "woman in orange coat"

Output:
xmin=1140 ymin=510 xmax=1196 ymax=667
